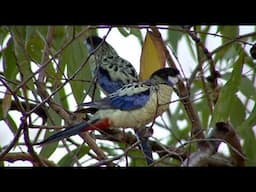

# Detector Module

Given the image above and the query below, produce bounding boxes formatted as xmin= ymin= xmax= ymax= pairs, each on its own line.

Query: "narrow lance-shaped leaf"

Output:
xmin=61 ymin=38 xmax=91 ymax=104
xmin=2 ymin=91 xmax=12 ymax=119
xmin=139 ymin=31 xmax=166 ymax=81
xmin=211 ymin=51 xmax=244 ymax=125
xmin=238 ymin=103 xmax=256 ymax=165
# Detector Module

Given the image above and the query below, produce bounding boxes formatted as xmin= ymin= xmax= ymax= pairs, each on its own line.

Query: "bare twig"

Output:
xmin=90 ymin=140 xmax=140 ymax=167
xmin=2 ymin=152 xmax=56 ymax=166
xmin=182 ymin=122 xmax=245 ymax=166
xmin=183 ymin=26 xmax=219 ymax=104
xmin=21 ymin=116 xmax=46 ymax=166
xmin=0 ymin=77 xmax=25 ymax=160
xmin=79 ymin=132 xmax=115 ymax=166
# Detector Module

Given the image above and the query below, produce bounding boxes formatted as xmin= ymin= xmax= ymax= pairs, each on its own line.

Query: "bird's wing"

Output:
xmin=80 ymin=82 xmax=151 ymax=110
xmin=96 ymin=67 xmax=127 ymax=94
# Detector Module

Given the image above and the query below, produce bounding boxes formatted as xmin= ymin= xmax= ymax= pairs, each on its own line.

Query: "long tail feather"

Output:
xmin=34 ymin=121 xmax=89 ymax=145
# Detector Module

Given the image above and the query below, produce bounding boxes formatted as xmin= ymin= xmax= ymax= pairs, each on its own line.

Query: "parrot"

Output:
xmin=85 ymin=35 xmax=154 ymax=164
xmin=85 ymin=36 xmax=139 ymax=94
xmin=35 ymin=67 xmax=181 ymax=153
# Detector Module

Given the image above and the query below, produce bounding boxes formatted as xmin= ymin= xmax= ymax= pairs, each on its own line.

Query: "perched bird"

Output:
xmin=35 ymin=67 xmax=181 ymax=146
xmin=85 ymin=36 xmax=139 ymax=94
xmin=85 ymin=35 xmax=153 ymax=164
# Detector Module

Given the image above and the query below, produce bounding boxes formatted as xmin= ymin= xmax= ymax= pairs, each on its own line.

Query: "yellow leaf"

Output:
xmin=2 ymin=90 xmax=12 ymax=118
xmin=139 ymin=31 xmax=166 ymax=81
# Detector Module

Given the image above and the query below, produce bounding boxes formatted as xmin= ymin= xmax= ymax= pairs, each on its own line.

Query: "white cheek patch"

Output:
xmin=168 ymin=75 xmax=179 ymax=85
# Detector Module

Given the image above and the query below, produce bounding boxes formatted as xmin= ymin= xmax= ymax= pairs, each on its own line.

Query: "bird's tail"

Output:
xmin=34 ymin=121 xmax=90 ymax=145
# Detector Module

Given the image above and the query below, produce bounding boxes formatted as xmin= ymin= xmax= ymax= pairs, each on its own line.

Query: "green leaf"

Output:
xmin=2 ymin=38 xmax=18 ymax=83
xmin=58 ymin=145 xmax=89 ymax=166
xmin=7 ymin=114 xmax=18 ymax=133
xmin=11 ymin=26 xmax=34 ymax=89
xmin=39 ymin=108 xmax=62 ymax=158
xmin=229 ymin=95 xmax=246 ymax=127
xmin=167 ymin=26 xmax=183 ymax=54
xmin=51 ymin=26 xmax=66 ymax=50
xmin=184 ymin=34 xmax=196 ymax=61
xmin=237 ymin=104 xmax=256 ymax=165
xmin=0 ymin=27 xmax=9 ymax=45
xmin=117 ymin=27 xmax=130 ymax=37
xmin=61 ymin=38 xmax=91 ymax=104
xmin=219 ymin=26 xmax=239 ymax=43
xmin=24 ymin=26 xmax=47 ymax=64
xmin=56 ymin=86 xmax=69 ymax=111
xmin=38 ymin=129 xmax=60 ymax=158
xmin=211 ymin=51 xmax=244 ymax=125
xmin=239 ymin=76 xmax=256 ymax=100
xmin=130 ymin=28 xmax=143 ymax=44
xmin=128 ymin=149 xmax=147 ymax=166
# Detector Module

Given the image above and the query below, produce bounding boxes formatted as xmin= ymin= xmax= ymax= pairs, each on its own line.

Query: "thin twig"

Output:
xmin=90 ymin=140 xmax=140 ymax=167
xmin=2 ymin=152 xmax=56 ymax=166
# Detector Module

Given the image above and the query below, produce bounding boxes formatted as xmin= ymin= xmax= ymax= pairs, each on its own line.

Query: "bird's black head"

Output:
xmin=150 ymin=67 xmax=181 ymax=86
xmin=85 ymin=36 xmax=104 ymax=53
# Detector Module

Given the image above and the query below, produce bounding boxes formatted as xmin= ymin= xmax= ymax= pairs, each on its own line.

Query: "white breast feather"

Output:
xmin=94 ymin=84 xmax=173 ymax=129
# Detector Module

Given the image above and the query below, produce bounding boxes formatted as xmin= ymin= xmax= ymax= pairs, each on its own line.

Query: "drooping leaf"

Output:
xmin=239 ymin=76 xmax=256 ymax=100
xmin=229 ymin=95 xmax=246 ymax=127
xmin=61 ymin=38 xmax=91 ymax=104
xmin=25 ymin=27 xmax=44 ymax=64
xmin=2 ymin=38 xmax=18 ymax=83
xmin=2 ymin=91 xmax=12 ymax=119
xmin=7 ymin=114 xmax=18 ymax=133
xmin=211 ymin=51 xmax=244 ymax=125
xmin=167 ymin=26 xmax=183 ymax=54
xmin=219 ymin=26 xmax=239 ymax=44
xmin=237 ymin=104 xmax=256 ymax=165
xmin=11 ymin=26 xmax=34 ymax=89
xmin=38 ymin=128 xmax=60 ymax=159
xmin=117 ymin=27 xmax=130 ymax=37
xmin=39 ymin=107 xmax=62 ymax=158
xmin=139 ymin=31 xmax=166 ymax=81
xmin=184 ymin=34 xmax=196 ymax=61
xmin=128 ymin=148 xmax=147 ymax=166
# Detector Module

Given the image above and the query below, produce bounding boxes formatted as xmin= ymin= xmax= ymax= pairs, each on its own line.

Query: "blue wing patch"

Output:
xmin=80 ymin=85 xmax=151 ymax=111
xmin=110 ymin=89 xmax=150 ymax=110
xmin=96 ymin=67 xmax=124 ymax=94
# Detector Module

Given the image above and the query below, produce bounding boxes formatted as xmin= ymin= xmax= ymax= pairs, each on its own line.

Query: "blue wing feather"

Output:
xmin=110 ymin=90 xmax=150 ymax=110
xmin=96 ymin=67 xmax=124 ymax=94
xmin=80 ymin=85 xmax=151 ymax=111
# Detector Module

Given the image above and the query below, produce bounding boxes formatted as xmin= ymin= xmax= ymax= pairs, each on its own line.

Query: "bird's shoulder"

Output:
xmin=81 ymin=82 xmax=153 ymax=110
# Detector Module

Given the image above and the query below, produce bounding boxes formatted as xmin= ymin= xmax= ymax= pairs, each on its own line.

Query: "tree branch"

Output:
xmin=1 ymin=152 xmax=56 ymax=166
xmin=181 ymin=122 xmax=245 ymax=166
xmin=150 ymin=26 xmax=209 ymax=151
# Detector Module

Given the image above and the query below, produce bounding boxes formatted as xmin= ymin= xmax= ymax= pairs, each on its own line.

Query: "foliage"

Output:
xmin=0 ymin=25 xmax=256 ymax=167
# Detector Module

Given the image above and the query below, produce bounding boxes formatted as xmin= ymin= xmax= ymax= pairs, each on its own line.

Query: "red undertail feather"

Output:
xmin=86 ymin=118 xmax=112 ymax=131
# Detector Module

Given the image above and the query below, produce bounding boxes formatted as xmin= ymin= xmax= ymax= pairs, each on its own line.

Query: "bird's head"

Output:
xmin=85 ymin=36 xmax=104 ymax=54
xmin=85 ymin=36 xmax=118 ymax=56
xmin=150 ymin=67 xmax=181 ymax=87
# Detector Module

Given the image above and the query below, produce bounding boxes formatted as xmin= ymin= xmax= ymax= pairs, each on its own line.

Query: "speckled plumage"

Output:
xmin=85 ymin=36 xmax=138 ymax=94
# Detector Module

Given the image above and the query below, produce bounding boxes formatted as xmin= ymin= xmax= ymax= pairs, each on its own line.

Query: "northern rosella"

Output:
xmin=35 ymin=68 xmax=181 ymax=148
xmin=85 ymin=35 xmax=153 ymax=164
xmin=85 ymin=36 xmax=139 ymax=94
